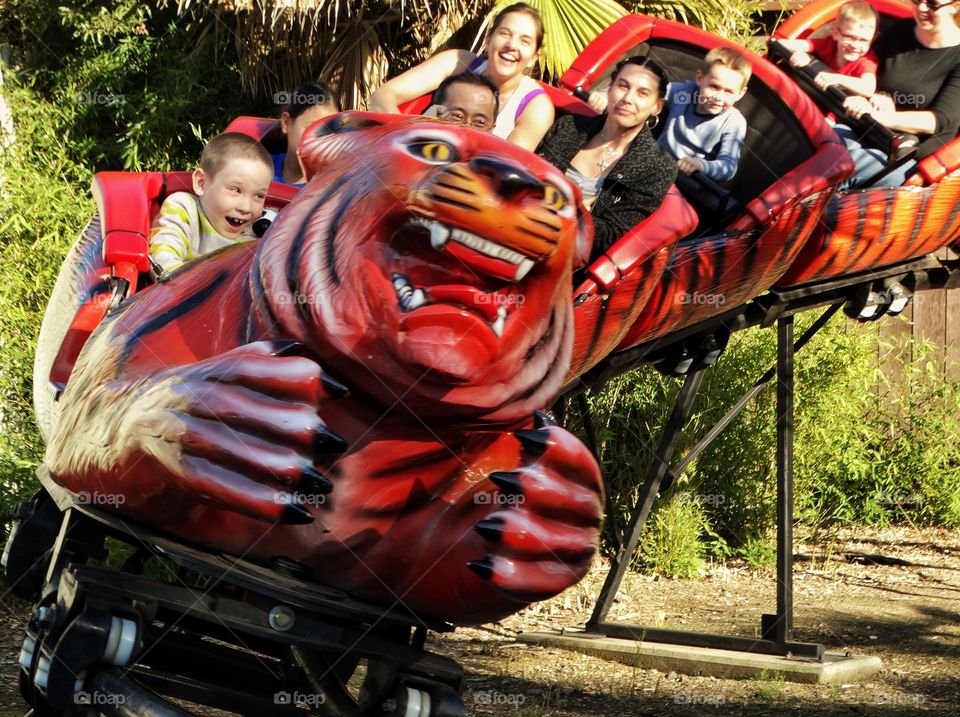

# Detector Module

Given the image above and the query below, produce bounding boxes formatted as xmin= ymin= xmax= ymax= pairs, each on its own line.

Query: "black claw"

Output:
xmin=489 ymin=471 xmax=523 ymax=496
xmin=281 ymin=503 xmax=314 ymax=525
xmin=474 ymin=518 xmax=505 ymax=542
xmin=467 ymin=557 xmax=494 ymax=581
xmin=515 ymin=429 xmax=550 ymax=455
xmin=300 ymin=468 xmax=333 ymax=495
xmin=313 ymin=428 xmax=348 ymax=455
xmin=533 ymin=410 xmax=557 ymax=429
xmin=270 ymin=340 xmax=305 ymax=356
xmin=320 ymin=372 xmax=350 ymax=398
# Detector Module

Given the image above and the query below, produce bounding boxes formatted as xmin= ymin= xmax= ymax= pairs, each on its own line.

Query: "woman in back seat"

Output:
xmin=536 ymin=56 xmax=677 ymax=259
xmin=838 ymin=0 xmax=960 ymax=188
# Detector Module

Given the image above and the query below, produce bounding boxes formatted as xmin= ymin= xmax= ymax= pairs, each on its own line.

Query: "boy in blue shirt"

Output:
xmin=658 ymin=47 xmax=752 ymax=182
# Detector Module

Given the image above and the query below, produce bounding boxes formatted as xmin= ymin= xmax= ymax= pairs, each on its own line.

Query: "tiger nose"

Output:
xmin=469 ymin=156 xmax=544 ymax=199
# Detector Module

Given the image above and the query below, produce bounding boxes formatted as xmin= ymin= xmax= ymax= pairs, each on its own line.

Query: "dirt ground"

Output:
xmin=0 ymin=525 xmax=957 ymax=716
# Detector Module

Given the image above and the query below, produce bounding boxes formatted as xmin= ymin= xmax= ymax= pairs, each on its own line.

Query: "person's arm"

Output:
xmin=369 ymin=50 xmax=472 ymax=113
xmin=776 ymin=38 xmax=815 ymax=68
xmin=696 ymin=116 xmax=745 ymax=182
xmin=776 ymin=38 xmax=813 ymax=54
xmin=843 ymin=95 xmax=938 ymax=134
xmin=506 ymin=92 xmax=555 ymax=151
xmin=814 ymin=71 xmax=876 ymax=97
xmin=149 ymin=193 xmax=198 ymax=272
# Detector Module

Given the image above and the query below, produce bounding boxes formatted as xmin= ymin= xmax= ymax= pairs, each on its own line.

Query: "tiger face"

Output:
xmin=257 ymin=112 xmax=586 ymax=422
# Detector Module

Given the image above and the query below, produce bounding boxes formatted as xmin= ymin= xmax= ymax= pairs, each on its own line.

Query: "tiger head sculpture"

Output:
xmin=256 ymin=112 xmax=590 ymax=422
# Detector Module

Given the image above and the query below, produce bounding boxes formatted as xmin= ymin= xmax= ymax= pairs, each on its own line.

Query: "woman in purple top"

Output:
xmin=839 ymin=0 xmax=960 ymax=188
xmin=369 ymin=3 xmax=554 ymax=151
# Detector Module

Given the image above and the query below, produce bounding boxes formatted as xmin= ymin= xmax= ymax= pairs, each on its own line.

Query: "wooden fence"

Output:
xmin=877 ymin=250 xmax=960 ymax=387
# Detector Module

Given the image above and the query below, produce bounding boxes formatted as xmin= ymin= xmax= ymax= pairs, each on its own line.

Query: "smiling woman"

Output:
xmin=368 ymin=2 xmax=555 ymax=150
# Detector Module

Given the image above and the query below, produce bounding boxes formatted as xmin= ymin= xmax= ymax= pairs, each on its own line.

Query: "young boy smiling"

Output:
xmin=149 ymin=132 xmax=274 ymax=273
xmin=778 ymin=0 xmax=879 ymax=98
xmin=658 ymin=47 xmax=752 ymax=182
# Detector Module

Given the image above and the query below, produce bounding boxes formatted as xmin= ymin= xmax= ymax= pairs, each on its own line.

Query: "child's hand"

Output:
xmin=789 ymin=51 xmax=812 ymax=68
xmin=870 ymin=93 xmax=895 ymax=114
xmin=677 ymin=157 xmax=706 ymax=176
xmin=588 ymin=91 xmax=608 ymax=113
xmin=842 ymin=95 xmax=872 ymax=120
xmin=813 ymin=72 xmax=839 ymax=91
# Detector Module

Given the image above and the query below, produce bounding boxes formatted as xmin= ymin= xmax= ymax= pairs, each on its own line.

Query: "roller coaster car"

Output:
xmin=552 ymin=14 xmax=851 ymax=381
xmin=771 ymin=0 xmax=960 ymax=292
xmin=26 ymin=112 xmax=611 ymax=716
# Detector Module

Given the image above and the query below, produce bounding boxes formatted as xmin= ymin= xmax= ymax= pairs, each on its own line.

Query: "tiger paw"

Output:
xmin=469 ymin=417 xmax=603 ymax=599
xmin=124 ymin=340 xmax=348 ymax=524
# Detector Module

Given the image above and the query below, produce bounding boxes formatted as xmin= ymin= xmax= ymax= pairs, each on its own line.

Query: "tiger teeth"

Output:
xmin=392 ymin=274 xmax=427 ymax=312
xmin=515 ymin=259 xmax=534 ymax=281
xmin=449 ymin=228 xmax=527 ymax=265
xmin=491 ymin=307 xmax=507 ymax=338
xmin=430 ymin=222 xmax=450 ymax=250
xmin=413 ymin=218 xmax=529 ymax=270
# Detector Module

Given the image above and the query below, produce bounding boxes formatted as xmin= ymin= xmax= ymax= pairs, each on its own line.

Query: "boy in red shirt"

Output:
xmin=778 ymin=0 xmax=879 ymax=97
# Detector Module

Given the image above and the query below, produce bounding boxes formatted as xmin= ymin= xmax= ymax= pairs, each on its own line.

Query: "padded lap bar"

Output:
xmin=586 ymin=187 xmax=698 ymax=291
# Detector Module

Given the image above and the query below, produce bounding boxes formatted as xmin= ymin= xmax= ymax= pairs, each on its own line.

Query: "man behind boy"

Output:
xmin=150 ymin=132 xmax=274 ymax=273
xmin=658 ymin=47 xmax=752 ymax=182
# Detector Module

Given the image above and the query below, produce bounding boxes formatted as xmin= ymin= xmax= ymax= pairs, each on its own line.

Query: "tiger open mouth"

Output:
xmin=392 ymin=273 xmax=508 ymax=337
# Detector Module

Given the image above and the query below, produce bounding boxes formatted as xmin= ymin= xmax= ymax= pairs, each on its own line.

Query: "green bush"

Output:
xmin=579 ymin=312 xmax=960 ymax=576
xmin=0 ymin=0 xmax=274 ymax=521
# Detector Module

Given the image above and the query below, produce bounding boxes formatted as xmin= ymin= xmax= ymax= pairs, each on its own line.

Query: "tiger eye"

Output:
xmin=544 ymin=185 xmax=566 ymax=210
xmin=410 ymin=141 xmax=456 ymax=163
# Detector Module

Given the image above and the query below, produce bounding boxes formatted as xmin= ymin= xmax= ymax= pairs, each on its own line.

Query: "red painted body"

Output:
xmin=42 ymin=113 xmax=604 ymax=625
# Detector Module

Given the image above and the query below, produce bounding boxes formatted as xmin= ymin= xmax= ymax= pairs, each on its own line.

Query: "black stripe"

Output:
xmin=286 ymin=177 xmax=352 ymax=297
xmin=584 ymin=289 xmax=610 ymax=361
xmin=937 ymin=185 xmax=960 ymax=248
xmin=119 ymin=270 xmax=229 ymax=370
xmin=245 ymin=264 xmax=277 ymax=343
xmin=847 ymin=192 xmax=869 ymax=262
xmin=903 ymin=189 xmax=930 ymax=256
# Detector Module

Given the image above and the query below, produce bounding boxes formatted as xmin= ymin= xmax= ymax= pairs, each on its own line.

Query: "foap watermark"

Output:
xmin=274 ymin=90 xmax=333 ymax=107
xmin=891 ymin=91 xmax=925 ymax=109
xmin=274 ymin=690 xmax=326 ymax=708
xmin=680 ymin=493 xmax=727 ymax=507
xmin=674 ymin=692 xmax=724 ymax=706
xmin=473 ymin=690 xmax=527 ymax=706
xmin=76 ymin=491 xmax=125 ymax=507
xmin=475 ymin=293 xmax=525 ymax=307
xmin=677 ymin=291 xmax=726 ymax=307
xmin=873 ymin=492 xmax=924 ymax=508
xmin=873 ymin=692 xmax=925 ymax=706
xmin=671 ymin=89 xmax=700 ymax=106
xmin=75 ymin=691 xmax=126 ymax=707
xmin=75 ymin=91 xmax=124 ymax=107
xmin=273 ymin=291 xmax=328 ymax=307
xmin=275 ymin=492 xmax=327 ymax=508
xmin=474 ymin=491 xmax=524 ymax=506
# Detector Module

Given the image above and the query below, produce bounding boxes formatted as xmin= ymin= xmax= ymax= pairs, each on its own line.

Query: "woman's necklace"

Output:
xmin=597 ymin=138 xmax=622 ymax=172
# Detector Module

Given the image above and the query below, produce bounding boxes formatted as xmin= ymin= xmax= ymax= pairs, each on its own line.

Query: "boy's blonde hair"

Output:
xmin=837 ymin=0 xmax=879 ymax=30
xmin=700 ymin=47 xmax=752 ymax=89
xmin=199 ymin=132 xmax=272 ymax=177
